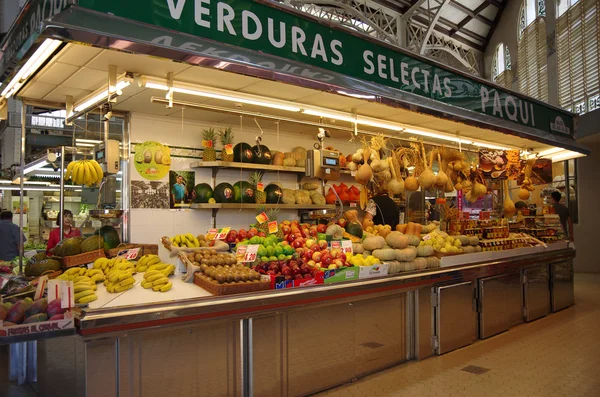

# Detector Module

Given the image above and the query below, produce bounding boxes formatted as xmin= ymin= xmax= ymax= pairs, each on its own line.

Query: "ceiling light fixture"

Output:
xmin=76 ymin=139 xmax=102 ymax=144
xmin=0 ymin=186 xmax=60 ymax=192
xmin=73 ymin=78 xmax=131 ymax=113
xmin=550 ymin=150 xmax=586 ymax=163
xmin=1 ymin=39 xmax=62 ymax=100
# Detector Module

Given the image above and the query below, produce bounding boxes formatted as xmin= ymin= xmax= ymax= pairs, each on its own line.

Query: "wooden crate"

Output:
xmin=106 ymin=244 xmax=158 ymax=258
xmin=59 ymin=249 xmax=106 ymax=269
xmin=194 ymin=273 xmax=270 ymax=296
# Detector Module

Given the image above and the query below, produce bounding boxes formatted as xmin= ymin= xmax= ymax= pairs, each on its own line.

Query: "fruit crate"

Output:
xmin=106 ymin=243 xmax=159 ymax=258
xmin=264 ymin=272 xmax=325 ymax=289
xmin=57 ymin=249 xmax=106 ymax=269
xmin=194 ymin=273 xmax=270 ymax=295
xmin=0 ymin=311 xmax=75 ymax=344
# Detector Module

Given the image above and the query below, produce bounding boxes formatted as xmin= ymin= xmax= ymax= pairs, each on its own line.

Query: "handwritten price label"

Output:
xmin=330 ymin=241 xmax=341 ymax=250
xmin=237 ymin=245 xmax=259 ymax=263
xmin=341 ymin=240 xmax=353 ymax=254
xmin=224 ymin=144 xmax=233 ymax=155
xmin=255 ymin=212 xmax=268 ymax=224
xmin=206 ymin=228 xmax=229 ymax=240
xmin=202 ymin=139 xmax=213 ymax=148
xmin=257 ymin=183 xmax=264 ymax=192
xmin=268 ymin=221 xmax=278 ymax=234
xmin=117 ymin=248 xmax=140 ymax=260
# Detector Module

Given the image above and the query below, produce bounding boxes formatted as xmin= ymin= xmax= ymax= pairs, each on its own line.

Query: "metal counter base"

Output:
xmin=34 ymin=249 xmax=574 ymax=397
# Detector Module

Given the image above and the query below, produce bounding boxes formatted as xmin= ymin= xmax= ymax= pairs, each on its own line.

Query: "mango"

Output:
xmin=25 ymin=298 xmax=48 ymax=318
xmin=23 ymin=313 xmax=48 ymax=324
xmin=46 ymin=299 xmax=66 ymax=318
xmin=5 ymin=300 xmax=27 ymax=324
xmin=48 ymin=313 xmax=65 ymax=321
xmin=0 ymin=306 xmax=7 ymax=321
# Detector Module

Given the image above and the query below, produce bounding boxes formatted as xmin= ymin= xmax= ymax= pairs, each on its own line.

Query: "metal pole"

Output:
xmin=59 ymin=146 xmax=65 ymax=239
xmin=19 ymin=101 xmax=25 ymax=274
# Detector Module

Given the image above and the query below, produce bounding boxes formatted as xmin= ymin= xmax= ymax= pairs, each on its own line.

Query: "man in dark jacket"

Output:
xmin=551 ymin=191 xmax=574 ymax=241
xmin=0 ymin=211 xmax=26 ymax=261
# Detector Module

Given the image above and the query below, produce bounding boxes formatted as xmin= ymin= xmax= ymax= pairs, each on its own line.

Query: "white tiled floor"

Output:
xmin=315 ymin=273 xmax=600 ymax=397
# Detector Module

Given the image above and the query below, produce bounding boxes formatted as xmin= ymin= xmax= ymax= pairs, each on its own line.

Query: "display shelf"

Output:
xmin=44 ymin=196 xmax=81 ymax=203
xmin=191 ymin=203 xmax=336 ymax=210
xmin=191 ymin=161 xmax=305 ymax=173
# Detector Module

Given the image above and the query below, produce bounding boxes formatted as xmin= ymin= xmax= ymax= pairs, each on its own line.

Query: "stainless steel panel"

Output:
xmin=436 ymin=282 xmax=477 ymax=355
xmin=86 ymin=338 xmax=118 ymax=397
xmin=415 ymin=288 xmax=434 ymax=360
xmin=478 ymin=273 xmax=523 ymax=339
xmin=253 ymin=314 xmax=284 ymax=397
xmin=37 ymin=336 xmax=80 ymax=397
xmin=551 ymin=260 xmax=575 ymax=312
xmin=287 ymin=303 xmax=355 ymax=396
xmin=524 ymin=265 xmax=550 ymax=322
xmin=353 ymin=294 xmax=407 ymax=377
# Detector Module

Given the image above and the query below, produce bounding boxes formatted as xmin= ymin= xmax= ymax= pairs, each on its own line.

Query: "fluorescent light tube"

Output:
xmin=1 ymin=39 xmax=61 ymax=99
xmin=538 ymin=147 xmax=564 ymax=157
xmin=0 ymin=186 xmax=60 ymax=192
xmin=74 ymin=79 xmax=131 ymax=112
xmin=551 ymin=150 xmax=586 ymax=162
xmin=76 ymin=143 xmax=96 ymax=147
xmin=76 ymin=139 xmax=102 ymax=144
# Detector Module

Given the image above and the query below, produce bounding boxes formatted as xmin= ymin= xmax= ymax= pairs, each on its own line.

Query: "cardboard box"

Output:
xmin=324 ymin=267 xmax=359 ymax=283
xmin=358 ymin=264 xmax=389 ymax=279
xmin=0 ymin=311 xmax=74 ymax=338
xmin=263 ymin=272 xmax=325 ymax=289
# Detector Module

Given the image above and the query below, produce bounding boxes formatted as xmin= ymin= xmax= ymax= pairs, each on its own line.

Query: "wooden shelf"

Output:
xmin=191 ymin=203 xmax=336 ymax=210
xmin=191 ymin=161 xmax=306 ymax=173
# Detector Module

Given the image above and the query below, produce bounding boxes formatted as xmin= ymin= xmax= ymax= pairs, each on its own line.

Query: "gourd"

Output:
xmin=325 ymin=224 xmax=344 ymax=240
xmin=302 ymin=181 xmax=320 ymax=190
xmin=344 ymin=210 xmax=359 ymax=222
xmin=362 ymin=218 xmax=374 ymax=230
xmin=281 ymin=189 xmax=295 ymax=204
xmin=416 ymin=245 xmax=434 ymax=257
xmin=385 ymin=232 xmax=409 ymax=249
xmin=272 ymin=151 xmax=285 ymax=166
xmin=345 ymin=221 xmax=364 ymax=239
xmin=503 ymin=179 xmax=516 ymax=218
xmin=387 ymin=261 xmax=401 ymax=274
xmin=518 ymin=188 xmax=530 ymax=200
xmin=395 ymin=247 xmax=417 ymax=262
xmin=475 ymin=246 xmax=482 ymax=253
xmin=282 ymin=154 xmax=296 ymax=167
xmin=363 ymin=250 xmax=372 ymax=256
xmin=435 ymin=153 xmax=449 ymax=189
xmin=426 ymin=257 xmax=440 ymax=268
xmin=463 ymin=246 xmax=476 ymax=254
xmin=387 ymin=157 xmax=404 ymax=194
xmin=396 ymin=224 xmax=407 ymax=233
xmin=417 ymin=142 xmax=436 ymax=190
xmin=355 ymin=148 xmax=373 ymax=185
xmin=469 ymin=236 xmax=479 ymax=246
xmin=456 ymin=235 xmax=470 ymax=246
xmin=405 ymin=222 xmax=423 ymax=237
xmin=363 ymin=236 xmax=386 ymax=251
xmin=353 ymin=243 xmax=365 ymax=254
xmin=373 ymin=248 xmax=396 ymax=261
xmin=309 ymin=191 xmax=326 ymax=205
xmin=407 ymin=235 xmax=421 ymax=246
xmin=414 ymin=257 xmax=428 ymax=270
xmin=403 ymin=156 xmax=419 ymax=192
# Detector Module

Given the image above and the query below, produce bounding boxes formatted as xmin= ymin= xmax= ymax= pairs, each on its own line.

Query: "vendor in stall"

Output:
xmin=364 ymin=193 xmax=400 ymax=230
xmin=550 ymin=192 xmax=574 ymax=242
xmin=46 ymin=210 xmax=81 ymax=254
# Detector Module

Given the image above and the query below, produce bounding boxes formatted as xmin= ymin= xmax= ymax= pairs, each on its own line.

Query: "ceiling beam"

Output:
xmin=484 ymin=0 xmax=508 ymax=50
xmin=449 ymin=0 xmax=494 ymax=27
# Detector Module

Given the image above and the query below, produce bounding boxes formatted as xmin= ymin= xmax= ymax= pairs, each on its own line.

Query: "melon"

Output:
xmin=214 ymin=182 xmax=236 ymax=203
xmin=193 ymin=183 xmax=213 ymax=203
xmin=94 ymin=225 xmax=121 ymax=250
xmin=233 ymin=181 xmax=255 ymax=203
xmin=252 ymin=144 xmax=272 ymax=165
xmin=265 ymin=183 xmax=283 ymax=204
xmin=233 ymin=142 xmax=254 ymax=163
xmin=345 ymin=221 xmax=364 ymax=239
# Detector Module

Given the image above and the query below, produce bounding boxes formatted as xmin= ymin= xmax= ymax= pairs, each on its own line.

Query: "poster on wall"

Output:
xmin=478 ymin=149 xmax=508 ymax=179
xmin=517 ymin=159 xmax=553 ymax=185
xmin=169 ymin=171 xmax=195 ymax=209
xmin=131 ymin=181 xmax=169 ymax=209
xmin=134 ymin=141 xmax=171 ymax=180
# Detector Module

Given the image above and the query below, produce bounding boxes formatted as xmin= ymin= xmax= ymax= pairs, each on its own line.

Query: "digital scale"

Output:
xmin=306 ymin=149 xmax=341 ymax=181
xmin=95 ymin=139 xmax=120 ymax=174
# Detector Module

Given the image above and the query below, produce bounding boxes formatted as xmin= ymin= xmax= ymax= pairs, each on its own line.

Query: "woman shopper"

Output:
xmin=46 ymin=210 xmax=81 ymax=254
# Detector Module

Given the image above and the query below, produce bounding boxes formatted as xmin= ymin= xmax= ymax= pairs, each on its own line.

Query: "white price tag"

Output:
xmin=34 ymin=276 xmax=48 ymax=300
xmin=117 ymin=248 xmax=140 ymax=260
xmin=330 ymin=241 xmax=341 ymax=250
xmin=48 ymin=280 xmax=74 ymax=309
xmin=341 ymin=240 xmax=353 ymax=254
xmin=237 ymin=245 xmax=259 ymax=263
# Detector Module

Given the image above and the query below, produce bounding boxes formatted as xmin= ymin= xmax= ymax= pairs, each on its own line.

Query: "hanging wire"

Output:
xmin=239 ymin=115 xmax=243 ymax=213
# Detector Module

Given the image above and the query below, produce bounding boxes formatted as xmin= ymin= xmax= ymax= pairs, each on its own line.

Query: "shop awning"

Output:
xmin=0 ymin=0 xmax=589 ymax=155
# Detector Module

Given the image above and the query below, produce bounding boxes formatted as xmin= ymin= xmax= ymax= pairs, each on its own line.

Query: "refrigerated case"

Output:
xmin=523 ymin=264 xmax=551 ymax=322
xmin=478 ymin=273 xmax=523 ymax=339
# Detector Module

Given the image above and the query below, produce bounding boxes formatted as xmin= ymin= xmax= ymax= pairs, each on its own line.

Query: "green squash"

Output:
xmin=94 ymin=225 xmax=121 ymax=250
xmin=345 ymin=221 xmax=364 ymax=239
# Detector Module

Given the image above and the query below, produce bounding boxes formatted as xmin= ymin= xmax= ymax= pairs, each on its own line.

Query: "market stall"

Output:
xmin=0 ymin=1 xmax=585 ymax=396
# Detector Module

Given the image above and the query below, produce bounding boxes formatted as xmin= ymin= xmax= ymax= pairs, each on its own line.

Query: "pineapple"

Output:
xmin=202 ymin=128 xmax=217 ymax=162
xmin=218 ymin=127 xmax=234 ymax=162
xmin=249 ymin=171 xmax=266 ymax=204
xmin=268 ymin=208 xmax=284 ymax=240
xmin=256 ymin=206 xmax=269 ymax=235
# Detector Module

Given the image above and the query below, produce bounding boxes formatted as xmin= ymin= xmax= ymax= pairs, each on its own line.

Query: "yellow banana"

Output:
xmin=77 ymin=294 xmax=98 ymax=304
xmin=144 ymin=270 xmax=161 ymax=279
xmin=87 ymin=161 xmax=98 ymax=185
xmin=108 ymin=271 xmax=125 ymax=284
xmin=65 ymin=161 xmax=76 ymax=180
xmin=73 ymin=275 xmax=91 ymax=283
xmin=145 ymin=273 xmax=165 ymax=283
xmin=75 ymin=162 xmax=85 ymax=185
xmin=90 ymin=160 xmax=104 ymax=185
xmin=152 ymin=277 xmax=169 ymax=286
xmin=75 ymin=289 xmax=95 ymax=301
xmin=142 ymin=281 xmax=154 ymax=289
xmin=148 ymin=263 xmax=168 ymax=271
xmin=159 ymin=282 xmax=172 ymax=292
xmin=119 ymin=277 xmax=135 ymax=287
xmin=118 ymin=272 xmax=133 ymax=282
xmin=146 ymin=257 xmax=161 ymax=267
xmin=136 ymin=265 xmax=148 ymax=273
xmin=114 ymin=284 xmax=134 ymax=293
xmin=66 ymin=267 xmax=82 ymax=276
xmin=70 ymin=162 xmax=80 ymax=184
xmin=87 ymin=269 xmax=102 ymax=277
xmin=91 ymin=274 xmax=105 ymax=283
xmin=174 ymin=235 xmax=181 ymax=245
xmin=161 ymin=265 xmax=175 ymax=277
xmin=74 ymin=284 xmax=93 ymax=293
xmin=79 ymin=268 xmax=87 ymax=276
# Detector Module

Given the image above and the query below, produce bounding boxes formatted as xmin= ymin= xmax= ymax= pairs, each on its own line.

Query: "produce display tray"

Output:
xmin=194 ymin=273 xmax=270 ymax=296
xmin=106 ymin=244 xmax=158 ymax=258
xmin=191 ymin=161 xmax=305 ymax=173
xmin=58 ymin=249 xmax=106 ymax=269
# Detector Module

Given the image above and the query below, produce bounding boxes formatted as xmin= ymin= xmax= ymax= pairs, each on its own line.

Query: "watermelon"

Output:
xmin=214 ymin=182 xmax=236 ymax=203
xmin=252 ymin=145 xmax=272 ymax=165
xmin=265 ymin=183 xmax=283 ymax=204
xmin=233 ymin=181 xmax=255 ymax=203
xmin=233 ymin=142 xmax=254 ymax=163
xmin=94 ymin=225 xmax=121 ymax=250
xmin=193 ymin=183 xmax=213 ymax=203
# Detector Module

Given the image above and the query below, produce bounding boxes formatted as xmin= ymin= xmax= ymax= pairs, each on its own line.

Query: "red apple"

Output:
xmin=337 ymin=218 xmax=347 ymax=228
xmin=292 ymin=238 xmax=305 ymax=248
xmin=282 ymin=267 xmax=292 ymax=276
xmin=295 ymin=247 xmax=305 ymax=256
xmin=282 ymin=225 xmax=291 ymax=235
xmin=282 ymin=220 xmax=291 ymax=226
xmin=318 ymin=240 xmax=329 ymax=250
xmin=238 ymin=229 xmax=247 ymax=240
xmin=301 ymin=228 xmax=309 ymax=238
xmin=317 ymin=224 xmax=327 ymax=233
xmin=330 ymin=249 xmax=341 ymax=258
xmin=333 ymin=259 xmax=344 ymax=267
xmin=339 ymin=253 xmax=347 ymax=262
xmin=291 ymin=226 xmax=300 ymax=234
xmin=304 ymin=273 xmax=312 ymax=279
xmin=247 ymin=229 xmax=257 ymax=238
xmin=312 ymin=251 xmax=322 ymax=262
xmin=258 ymin=232 xmax=266 ymax=237
xmin=307 ymin=260 xmax=317 ymax=267
xmin=286 ymin=234 xmax=296 ymax=243
xmin=322 ymin=254 xmax=333 ymax=266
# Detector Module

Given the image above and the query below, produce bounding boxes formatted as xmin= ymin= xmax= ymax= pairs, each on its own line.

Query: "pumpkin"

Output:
xmin=426 ymin=257 xmax=440 ymax=268
xmin=353 ymin=243 xmax=364 ymax=254
xmin=363 ymin=236 xmax=386 ymax=251
xmin=272 ymin=151 xmax=285 ymax=166
xmin=399 ymin=261 xmax=415 ymax=272
xmin=469 ymin=236 xmax=479 ymax=246
xmin=345 ymin=221 xmax=364 ymax=239
xmin=395 ymin=247 xmax=417 ymax=262
xmin=339 ymin=154 xmax=347 ymax=168
xmin=325 ymin=224 xmax=344 ymax=240
xmin=378 ymin=227 xmax=392 ymax=238
xmin=475 ymin=245 xmax=482 ymax=253
xmin=363 ymin=250 xmax=372 ymax=256
xmin=372 ymin=248 xmax=396 ymax=261
xmin=407 ymin=235 xmax=421 ymax=246
xmin=325 ymin=189 xmax=337 ymax=204
xmin=396 ymin=224 xmax=407 ymax=233
xmin=344 ymin=210 xmax=359 ymax=222
xmin=362 ymin=218 xmax=374 ymax=230
xmin=416 ymin=245 xmax=434 ymax=257
xmin=281 ymin=189 xmax=296 ymax=204
xmin=414 ymin=258 xmax=428 ymax=270
xmin=385 ymin=232 xmax=409 ymax=249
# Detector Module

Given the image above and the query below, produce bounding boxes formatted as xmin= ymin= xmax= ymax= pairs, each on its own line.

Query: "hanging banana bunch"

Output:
xmin=65 ymin=159 xmax=104 ymax=186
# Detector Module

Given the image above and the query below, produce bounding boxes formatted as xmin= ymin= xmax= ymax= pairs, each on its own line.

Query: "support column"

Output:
xmin=545 ymin=4 xmax=559 ymax=107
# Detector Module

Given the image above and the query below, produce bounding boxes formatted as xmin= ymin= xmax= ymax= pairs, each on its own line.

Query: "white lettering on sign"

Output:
xmin=480 ymin=86 xmax=536 ymax=128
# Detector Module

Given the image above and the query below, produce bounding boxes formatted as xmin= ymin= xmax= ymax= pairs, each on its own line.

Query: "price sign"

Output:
xmin=118 ymin=248 xmax=140 ymax=260
xmin=202 ymin=139 xmax=213 ymax=148
xmin=255 ymin=212 xmax=269 ymax=224
xmin=48 ymin=280 xmax=74 ymax=309
xmin=206 ymin=228 xmax=218 ymax=240
xmin=34 ymin=276 xmax=49 ymax=300
xmin=268 ymin=221 xmax=278 ymax=234
xmin=457 ymin=190 xmax=463 ymax=213
xmin=215 ymin=227 xmax=230 ymax=240
xmin=341 ymin=240 xmax=353 ymax=254
xmin=237 ymin=245 xmax=259 ymax=262
xmin=257 ymin=183 xmax=264 ymax=192
xmin=350 ymin=202 xmax=357 ymax=208
xmin=224 ymin=144 xmax=233 ymax=155
xmin=423 ymin=233 xmax=433 ymax=241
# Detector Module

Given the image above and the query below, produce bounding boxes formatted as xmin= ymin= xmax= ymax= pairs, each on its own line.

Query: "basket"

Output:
xmin=194 ymin=273 xmax=270 ymax=296
xmin=58 ymin=249 xmax=106 ymax=269
xmin=106 ymin=243 xmax=158 ymax=258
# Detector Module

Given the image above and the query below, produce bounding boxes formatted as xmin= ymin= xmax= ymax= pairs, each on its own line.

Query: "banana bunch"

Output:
xmin=57 ymin=267 xmax=88 ymax=280
xmin=135 ymin=254 xmax=161 ymax=272
xmin=74 ymin=276 xmax=98 ymax=305
xmin=171 ymin=233 xmax=200 ymax=248
xmin=104 ymin=261 xmax=137 ymax=293
xmin=141 ymin=266 xmax=175 ymax=292
xmin=65 ymin=159 xmax=104 ymax=187
xmin=93 ymin=257 xmax=131 ymax=275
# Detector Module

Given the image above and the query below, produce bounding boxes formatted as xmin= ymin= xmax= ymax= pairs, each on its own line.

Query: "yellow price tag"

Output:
xmin=268 ymin=221 xmax=278 ymax=234
xmin=202 ymin=140 xmax=213 ymax=148
xmin=257 ymin=183 xmax=264 ymax=192
xmin=225 ymin=144 xmax=233 ymax=155
xmin=255 ymin=212 xmax=269 ymax=224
